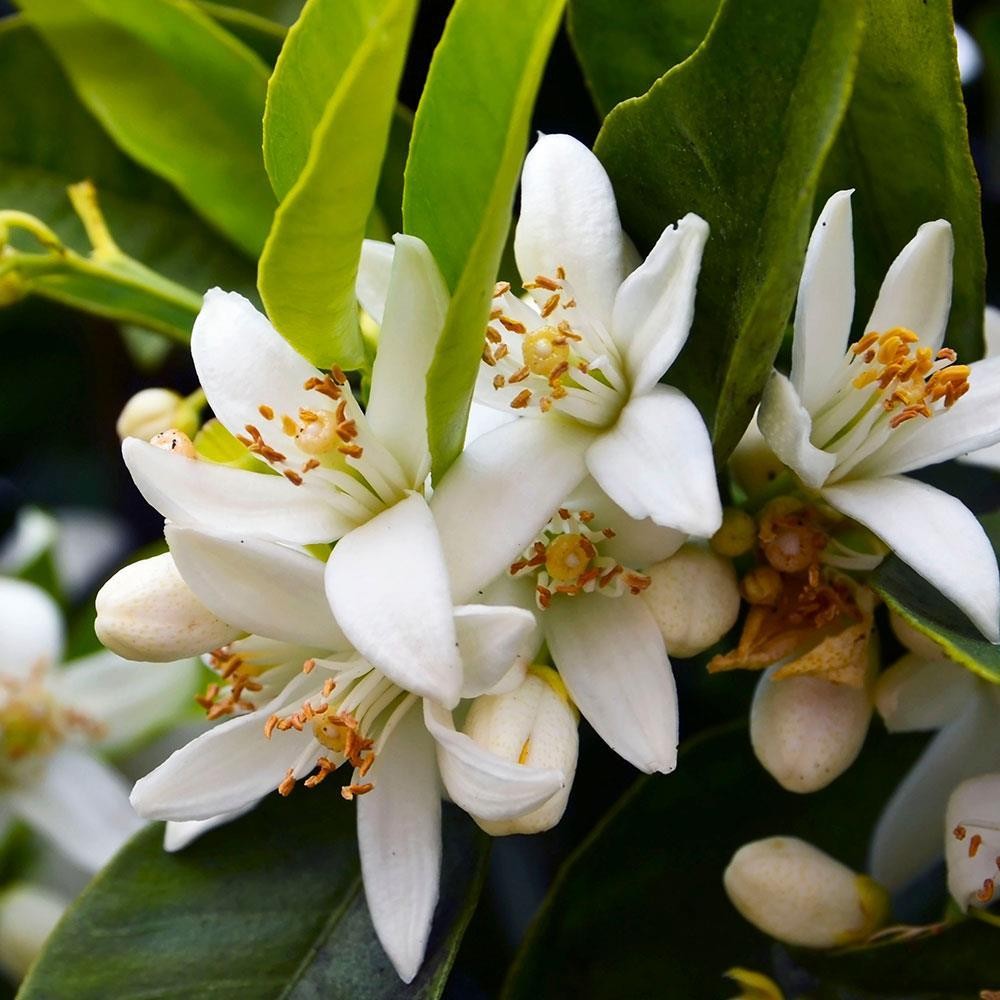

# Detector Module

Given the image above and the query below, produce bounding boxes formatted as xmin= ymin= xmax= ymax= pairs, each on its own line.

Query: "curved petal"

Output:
xmin=357 ymin=706 xmax=441 ymax=984
xmin=463 ymin=402 xmax=517 ymax=448
xmin=123 ymin=438 xmax=350 ymax=544
xmin=454 ymin=604 xmax=539 ymax=698
xmin=358 ymin=239 xmax=394 ymax=324
xmin=0 ymin=579 xmax=63 ymax=679
xmin=586 ymin=386 xmax=722 ymax=537
xmin=164 ymin=803 xmax=257 ymax=852
xmin=757 ymin=372 xmax=836 ymax=489
xmin=431 ymin=417 xmax=592 ymax=603
xmin=325 ymin=495 xmax=461 ymax=707
xmin=613 ymin=213 xmax=709 ymax=395
xmin=874 ymin=654 xmax=978 ymax=733
xmin=166 ymin=525 xmax=347 ymax=649
xmin=424 ymin=701 xmax=564 ymax=820
xmin=961 ymin=440 xmax=1000 ymax=472
xmin=514 ymin=133 xmax=627 ymax=327
xmin=545 ymin=594 xmax=678 ymax=773
xmin=11 ymin=748 xmax=142 ymax=872
xmin=365 ymin=235 xmax=449 ymax=487
xmin=822 ymin=477 xmax=1000 ymax=642
xmin=790 ymin=190 xmax=856 ymax=412
xmin=986 ymin=304 xmax=1000 ymax=357
xmin=865 ymin=220 xmax=953 ymax=352
xmin=192 ymin=289 xmax=318 ymax=443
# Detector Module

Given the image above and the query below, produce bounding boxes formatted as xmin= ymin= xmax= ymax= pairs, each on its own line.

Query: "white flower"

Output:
xmin=128 ymin=527 xmax=566 ymax=984
xmin=959 ymin=305 xmax=1000 ymax=471
xmin=0 ymin=577 xmax=196 ymax=872
xmin=0 ymin=883 xmax=67 ymax=981
xmin=429 ymin=134 xmax=722 ymax=606
xmin=757 ymin=190 xmax=1000 ymax=641
xmin=945 ymin=773 xmax=1000 ymax=911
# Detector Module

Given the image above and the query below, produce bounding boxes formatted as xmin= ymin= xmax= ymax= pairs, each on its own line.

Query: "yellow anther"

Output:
xmin=545 ymin=533 xmax=593 ymax=583
xmin=522 ymin=326 xmax=570 ymax=377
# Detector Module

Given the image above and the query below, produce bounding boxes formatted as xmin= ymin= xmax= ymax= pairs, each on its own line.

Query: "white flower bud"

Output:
xmin=750 ymin=663 xmax=872 ymax=792
xmin=945 ymin=773 xmax=1000 ymax=912
xmin=728 ymin=420 xmax=787 ymax=500
xmin=462 ymin=666 xmax=578 ymax=835
xmin=640 ymin=544 xmax=740 ymax=657
xmin=96 ymin=553 xmax=241 ymax=661
xmin=724 ymin=837 xmax=888 ymax=948
xmin=0 ymin=883 xmax=67 ymax=981
xmin=888 ymin=610 xmax=948 ymax=661
xmin=116 ymin=388 xmax=198 ymax=442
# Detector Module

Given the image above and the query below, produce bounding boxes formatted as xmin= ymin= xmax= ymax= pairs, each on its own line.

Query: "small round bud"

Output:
xmin=724 ymin=837 xmax=888 ymax=948
xmin=740 ymin=565 xmax=782 ymax=606
xmin=874 ymin=653 xmax=974 ymax=733
xmin=149 ymin=429 xmax=198 ymax=459
xmin=462 ymin=666 xmax=578 ymax=836
xmin=710 ymin=507 xmax=756 ymax=558
xmin=945 ymin=773 xmax=1000 ymax=912
xmin=96 ymin=553 xmax=241 ymax=661
xmin=117 ymin=388 xmax=198 ymax=442
xmin=0 ymin=883 xmax=67 ymax=981
xmin=750 ymin=664 xmax=872 ymax=792
xmin=888 ymin=610 xmax=948 ymax=661
xmin=729 ymin=421 xmax=787 ymax=500
xmin=640 ymin=544 xmax=741 ymax=658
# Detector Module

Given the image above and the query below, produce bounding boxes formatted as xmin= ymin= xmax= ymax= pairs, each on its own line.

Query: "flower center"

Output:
xmin=510 ymin=508 xmax=650 ymax=609
xmin=522 ymin=327 xmax=571 ymax=378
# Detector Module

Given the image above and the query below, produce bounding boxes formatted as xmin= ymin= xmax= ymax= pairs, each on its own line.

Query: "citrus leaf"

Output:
xmin=199 ymin=1 xmax=287 ymax=64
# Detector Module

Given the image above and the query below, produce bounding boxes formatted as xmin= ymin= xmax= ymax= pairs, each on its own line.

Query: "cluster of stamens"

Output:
xmin=195 ymin=647 xmax=265 ymax=721
xmin=952 ymin=822 xmax=1000 ymax=905
xmin=510 ymin=508 xmax=650 ymax=610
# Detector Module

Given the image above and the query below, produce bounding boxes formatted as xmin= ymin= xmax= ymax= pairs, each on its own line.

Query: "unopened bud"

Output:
xmin=888 ymin=610 xmax=948 ymax=661
xmin=711 ymin=507 xmax=757 ymax=558
xmin=724 ymin=837 xmax=888 ymax=948
xmin=116 ymin=388 xmax=199 ymax=442
xmin=729 ymin=421 xmax=787 ymax=500
xmin=95 ymin=552 xmax=241 ymax=661
xmin=462 ymin=666 xmax=578 ymax=835
xmin=0 ymin=883 xmax=67 ymax=981
xmin=750 ymin=663 xmax=872 ymax=792
xmin=641 ymin=544 xmax=741 ymax=657
xmin=741 ymin=565 xmax=782 ymax=606
xmin=945 ymin=773 xmax=1000 ymax=912
xmin=874 ymin=653 xmax=974 ymax=733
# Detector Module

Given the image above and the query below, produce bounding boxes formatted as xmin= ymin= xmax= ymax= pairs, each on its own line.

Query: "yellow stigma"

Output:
xmin=545 ymin=533 xmax=593 ymax=582
xmin=522 ymin=326 xmax=570 ymax=377
xmin=313 ymin=713 xmax=348 ymax=753
xmin=295 ymin=411 xmax=342 ymax=456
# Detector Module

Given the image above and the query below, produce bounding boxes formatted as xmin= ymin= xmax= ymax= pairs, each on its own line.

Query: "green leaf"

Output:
xmin=819 ymin=0 xmax=985 ymax=361
xmin=258 ymin=0 xmax=418 ymax=371
xmin=593 ymin=0 xmax=865 ymax=463
xmin=403 ymin=0 xmax=567 ymax=480
xmin=20 ymin=796 xmax=488 ymax=999
xmin=567 ymin=0 xmax=718 ymax=116
xmin=199 ymin=1 xmax=287 ymax=64
xmin=504 ymin=724 xmax=928 ymax=999
xmin=16 ymin=0 xmax=275 ymax=257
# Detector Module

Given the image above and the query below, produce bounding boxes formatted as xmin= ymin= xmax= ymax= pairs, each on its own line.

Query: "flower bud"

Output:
xmin=0 ymin=883 xmax=67 ymax=981
xmin=96 ymin=553 xmax=241 ymax=661
xmin=740 ymin=565 xmax=783 ymax=606
xmin=711 ymin=507 xmax=757 ymax=558
xmin=116 ymin=388 xmax=199 ymax=442
xmin=888 ymin=610 xmax=948 ymax=661
xmin=462 ymin=666 xmax=578 ymax=835
xmin=724 ymin=837 xmax=888 ymax=948
xmin=729 ymin=421 xmax=787 ymax=500
xmin=641 ymin=544 xmax=741 ymax=657
xmin=945 ymin=773 xmax=1000 ymax=912
xmin=750 ymin=663 xmax=872 ymax=792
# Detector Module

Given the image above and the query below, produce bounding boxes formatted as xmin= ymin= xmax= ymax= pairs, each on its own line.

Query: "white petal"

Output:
xmin=11 ymin=748 xmax=142 ymax=872
xmin=865 ymin=220 xmax=954 ymax=352
xmin=358 ymin=239 xmax=394 ymax=324
xmin=613 ymin=213 xmax=709 ymax=396
xmin=586 ymin=386 xmax=722 ymax=537
xmin=325 ymin=495 xmax=461 ymax=707
xmin=870 ymin=692 xmax=1000 ymax=891
xmin=357 ymin=706 xmax=441 ymax=984
xmin=874 ymin=654 xmax=977 ymax=733
xmin=163 ymin=803 xmax=256 ymax=852
xmin=0 ymin=579 xmax=63 ymax=679
xmin=51 ymin=651 xmax=200 ymax=753
xmin=431 ymin=417 xmax=592 ymax=603
xmin=166 ymin=525 xmax=347 ymax=649
xmin=545 ymin=594 xmax=677 ymax=773
xmin=424 ymin=701 xmax=564 ymax=820
xmin=365 ymin=235 xmax=449 ymax=486
xmin=463 ymin=402 xmax=517 ymax=448
xmin=985 ymin=304 xmax=1000 ymax=357
xmin=790 ymin=190 xmax=856 ymax=412
xmin=757 ymin=372 xmax=836 ymax=489
xmin=454 ymin=604 xmax=539 ymax=698
xmin=514 ymin=133 xmax=627 ymax=327
xmin=123 ymin=438 xmax=350 ymax=545
xmin=822 ymin=477 xmax=1000 ymax=642
xmin=961 ymin=440 xmax=1000 ymax=472
xmin=192 ymin=289 xmax=318 ymax=440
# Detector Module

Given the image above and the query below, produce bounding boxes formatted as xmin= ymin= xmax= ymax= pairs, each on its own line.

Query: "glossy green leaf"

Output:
xmin=403 ymin=0 xmax=567 ymax=480
xmin=567 ymin=0 xmax=718 ymax=116
xmin=504 ymin=724 xmax=930 ymax=998
xmin=258 ymin=0 xmax=418 ymax=371
xmin=16 ymin=0 xmax=275 ymax=257
xmin=594 ymin=0 xmax=864 ymax=464
xmin=819 ymin=0 xmax=985 ymax=361
xmin=199 ymin=1 xmax=287 ymax=64
xmin=20 ymin=796 xmax=488 ymax=999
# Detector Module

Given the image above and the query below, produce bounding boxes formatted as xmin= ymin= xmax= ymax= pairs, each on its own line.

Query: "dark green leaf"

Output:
xmin=567 ymin=0 xmax=718 ymax=116
xmin=820 ymin=0 xmax=985 ymax=361
xmin=199 ymin=1 xmax=287 ymax=64
xmin=20 ymin=796 xmax=488 ymax=999
xmin=403 ymin=0 xmax=567 ymax=480
xmin=16 ymin=0 xmax=275 ymax=257
xmin=593 ymin=0 xmax=865 ymax=463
